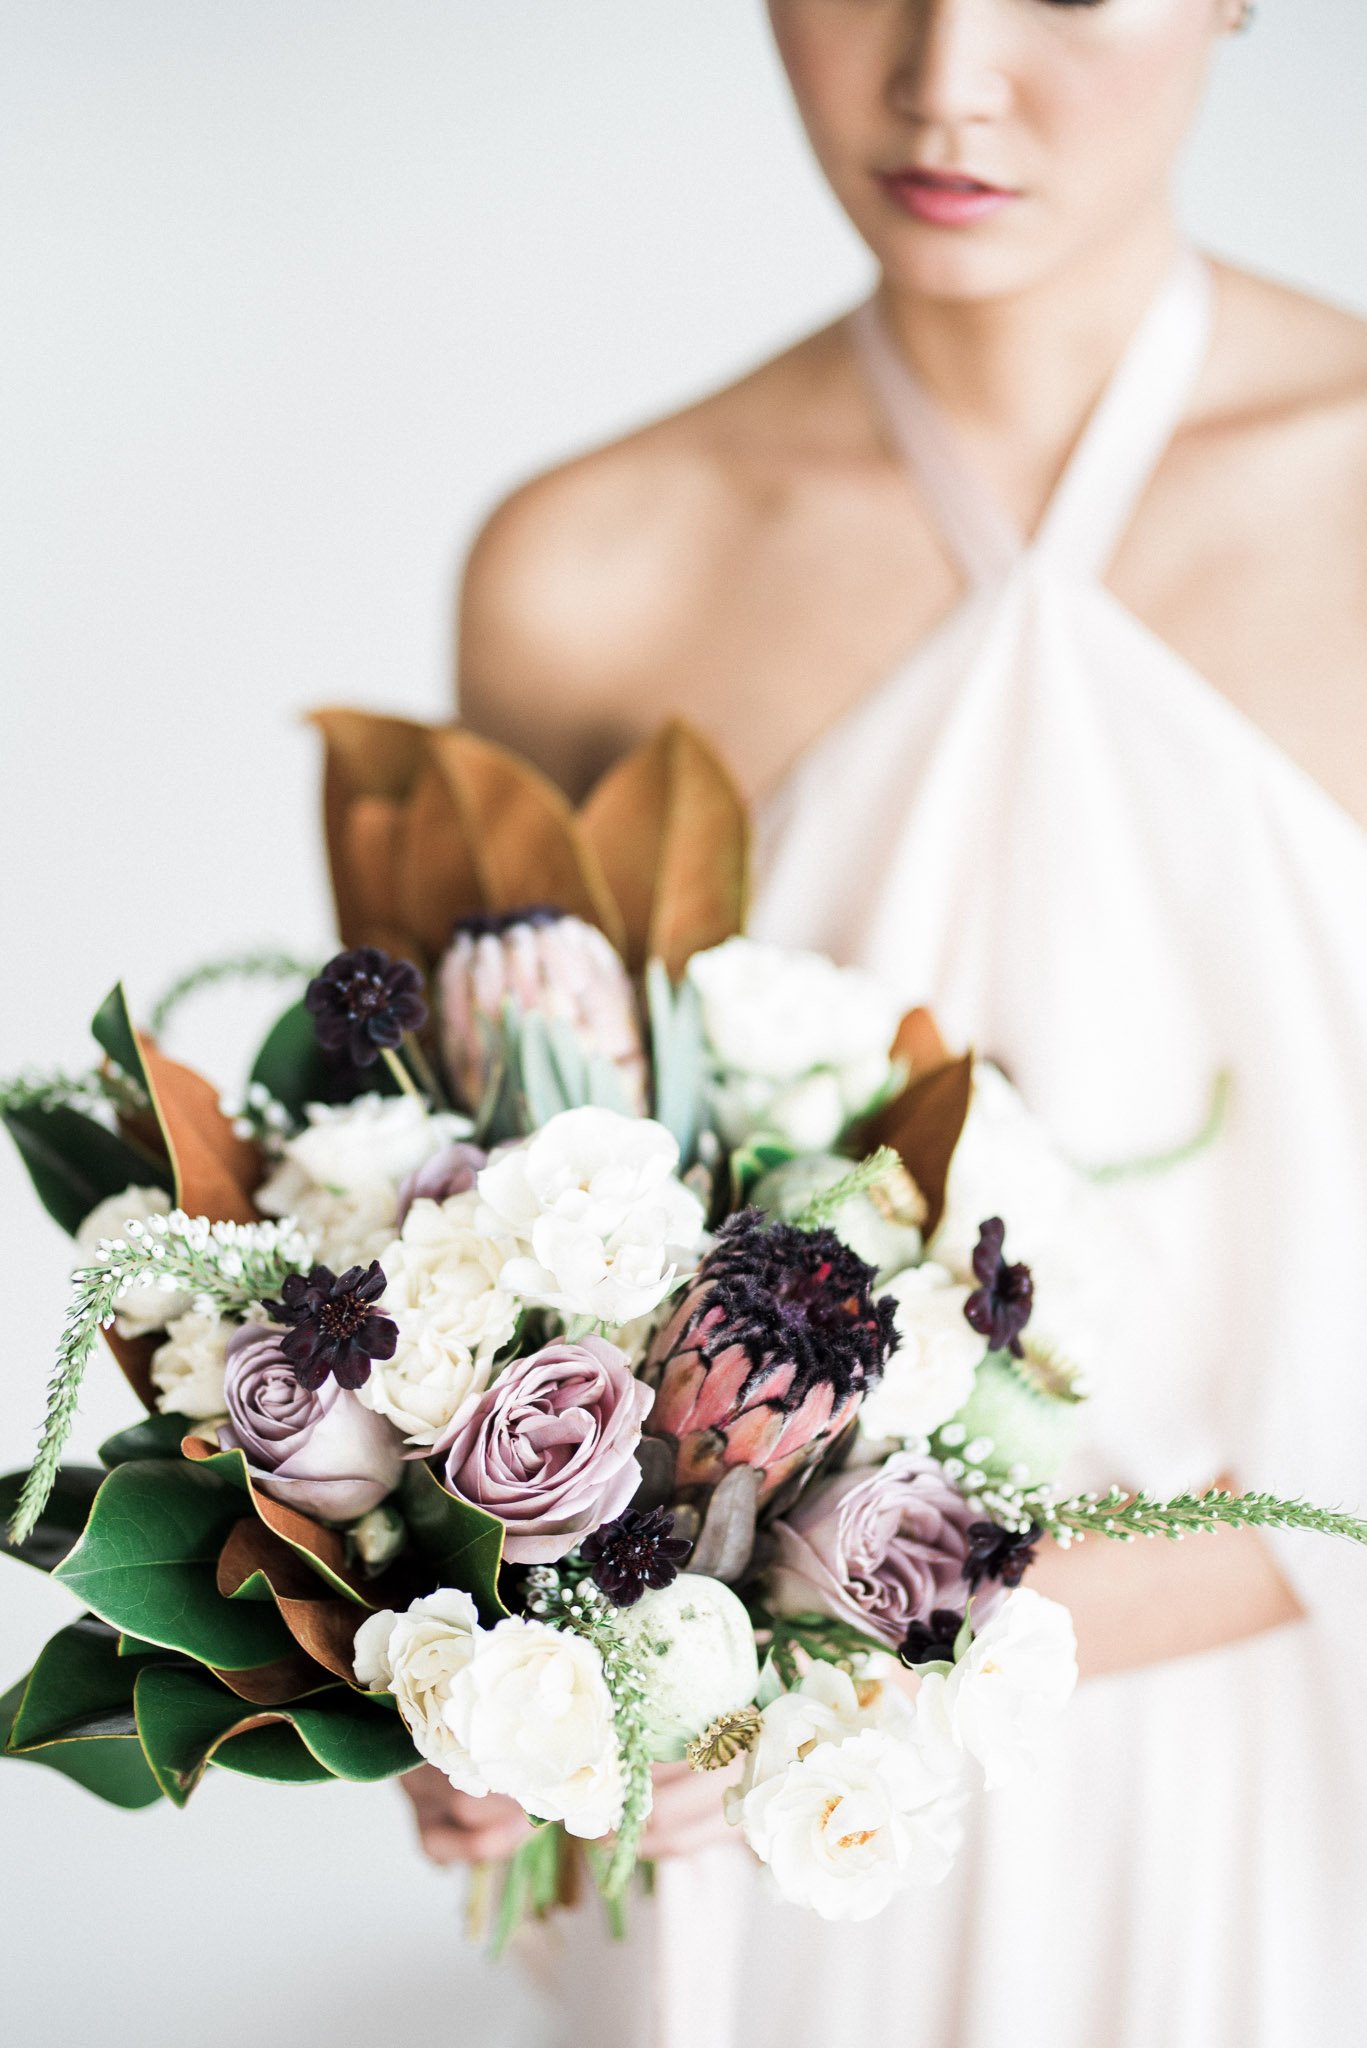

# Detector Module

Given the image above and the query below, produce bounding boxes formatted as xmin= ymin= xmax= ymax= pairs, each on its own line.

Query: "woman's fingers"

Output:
xmin=400 ymin=1767 xmax=534 ymax=1865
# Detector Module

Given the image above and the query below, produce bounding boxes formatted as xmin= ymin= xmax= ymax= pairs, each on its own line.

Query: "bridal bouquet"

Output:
xmin=5 ymin=713 xmax=1363 ymax=1933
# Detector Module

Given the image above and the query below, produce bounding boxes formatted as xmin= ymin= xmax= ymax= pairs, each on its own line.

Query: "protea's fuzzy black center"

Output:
xmin=580 ymin=1508 xmax=692 ymax=1607
xmin=691 ymin=1210 xmax=898 ymax=1414
xmin=964 ymin=1520 xmax=1041 ymax=1592
xmin=963 ymin=1216 xmax=1034 ymax=1359
xmin=900 ymin=1608 xmax=965 ymax=1668
xmin=450 ymin=904 xmax=567 ymax=942
xmin=262 ymin=1260 xmax=397 ymax=1391
xmin=305 ymin=946 xmax=428 ymax=1068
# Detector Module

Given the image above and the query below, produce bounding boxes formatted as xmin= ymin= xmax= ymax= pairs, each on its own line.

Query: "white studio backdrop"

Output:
xmin=2 ymin=4 xmax=1363 ymax=2042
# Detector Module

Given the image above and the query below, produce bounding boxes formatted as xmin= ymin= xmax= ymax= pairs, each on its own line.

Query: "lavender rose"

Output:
xmin=766 ymin=1451 xmax=1006 ymax=1651
xmin=436 ymin=1336 xmax=654 ymax=1564
xmin=220 ymin=1323 xmax=404 ymax=1524
xmin=396 ymin=1141 xmax=487 ymax=1229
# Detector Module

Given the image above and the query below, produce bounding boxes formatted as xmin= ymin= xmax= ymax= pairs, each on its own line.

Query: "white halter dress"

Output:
xmin=525 ymin=255 xmax=1367 ymax=2048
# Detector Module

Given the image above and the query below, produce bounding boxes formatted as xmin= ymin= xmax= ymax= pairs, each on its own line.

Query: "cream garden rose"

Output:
xmin=936 ymin=1588 xmax=1078 ymax=1790
xmin=687 ymin=937 xmax=901 ymax=1151
xmin=475 ymin=1106 xmax=705 ymax=1325
xmin=352 ymin=1588 xmax=485 ymax=1784
xmin=360 ymin=1190 xmax=519 ymax=1445
xmin=149 ymin=1309 xmax=230 ymax=1420
xmin=75 ymin=1186 xmax=190 ymax=1337
xmin=857 ymin=1262 xmax=985 ymax=1443
xmin=256 ymin=1094 xmax=472 ymax=1270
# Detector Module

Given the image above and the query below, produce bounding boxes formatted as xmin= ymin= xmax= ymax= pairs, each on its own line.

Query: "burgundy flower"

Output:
xmin=766 ymin=1452 xmax=1006 ymax=1651
xmin=261 ymin=1261 xmax=397 ymax=1391
xmin=581 ymin=1507 xmax=692 ymax=1607
xmin=642 ymin=1211 xmax=896 ymax=1507
xmin=305 ymin=946 xmax=428 ymax=1069
xmin=964 ymin=1519 xmax=1041 ymax=1592
xmin=900 ymin=1609 xmax=965 ymax=1668
xmin=963 ymin=1217 xmax=1033 ymax=1358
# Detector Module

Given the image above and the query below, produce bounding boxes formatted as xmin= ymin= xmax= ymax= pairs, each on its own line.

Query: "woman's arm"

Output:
xmin=1027 ymin=1477 xmax=1305 ymax=1680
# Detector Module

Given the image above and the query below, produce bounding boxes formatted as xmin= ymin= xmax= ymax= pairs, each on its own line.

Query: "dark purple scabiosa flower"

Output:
xmin=964 ymin=1519 xmax=1042 ymax=1593
xmin=900 ymin=1608 xmax=965 ymax=1669
xmin=963 ymin=1216 xmax=1033 ymax=1358
xmin=580 ymin=1507 xmax=693 ymax=1607
xmin=305 ymin=946 xmax=428 ymax=1069
xmin=261 ymin=1261 xmax=397 ymax=1391
xmin=643 ymin=1210 xmax=897 ymax=1506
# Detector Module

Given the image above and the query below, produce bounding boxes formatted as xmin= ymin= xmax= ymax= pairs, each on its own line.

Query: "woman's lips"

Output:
xmin=876 ymin=169 xmax=1020 ymax=228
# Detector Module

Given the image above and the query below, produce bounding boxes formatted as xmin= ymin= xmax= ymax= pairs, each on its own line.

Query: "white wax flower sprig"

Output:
xmin=9 ymin=1209 xmax=313 ymax=1547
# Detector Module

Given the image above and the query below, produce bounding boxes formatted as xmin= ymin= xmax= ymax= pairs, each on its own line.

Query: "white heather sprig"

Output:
xmin=0 ymin=1063 xmax=149 ymax=1121
xmin=9 ymin=1209 xmax=313 ymax=1546
xmin=524 ymin=1566 xmax=653 ymax=1901
xmin=1041 ymin=1484 xmax=1367 ymax=1550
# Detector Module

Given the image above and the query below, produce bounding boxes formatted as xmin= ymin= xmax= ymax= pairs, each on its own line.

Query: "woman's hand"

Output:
xmin=401 ymin=1758 xmax=739 ymax=1868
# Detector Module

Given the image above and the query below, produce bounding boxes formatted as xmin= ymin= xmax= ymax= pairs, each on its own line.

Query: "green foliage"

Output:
xmin=488 ymin=1822 xmax=571 ymax=1959
xmin=729 ymin=1134 xmax=801 ymax=1209
xmin=98 ymin=1414 xmax=193 ymax=1466
xmin=792 ymin=1146 xmax=905 ymax=1233
xmin=148 ymin=949 xmax=316 ymax=1042
xmin=53 ymin=1459 xmax=293 ymax=1670
xmin=0 ymin=1464 xmax=104 ymax=1574
xmin=754 ymin=1610 xmax=892 ymax=1690
xmin=189 ymin=1442 xmax=373 ymax=1604
xmin=132 ymin=1664 xmax=416 ymax=1806
xmin=1 ymin=1101 xmax=171 ymax=1237
xmin=401 ymin=1462 xmax=508 ymax=1621
xmin=645 ymin=959 xmax=707 ymax=1166
xmin=4 ymin=1617 xmax=166 ymax=1810
xmin=248 ymin=995 xmax=396 ymax=1124
xmin=90 ymin=984 xmax=145 ymax=1082
xmin=1044 ymin=1484 xmax=1367 ymax=1548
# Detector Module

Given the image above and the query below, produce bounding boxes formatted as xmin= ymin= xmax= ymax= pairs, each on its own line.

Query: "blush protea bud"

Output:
xmin=436 ymin=906 xmax=648 ymax=1115
xmin=642 ymin=1210 xmax=897 ymax=1507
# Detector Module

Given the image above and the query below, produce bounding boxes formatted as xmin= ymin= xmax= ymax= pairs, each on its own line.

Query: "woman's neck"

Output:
xmin=871 ymin=208 xmax=1186 ymax=530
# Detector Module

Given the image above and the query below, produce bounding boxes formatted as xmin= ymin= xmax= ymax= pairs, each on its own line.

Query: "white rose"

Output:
xmin=359 ymin=1190 xmax=519 ymax=1444
xmin=736 ymin=1726 xmax=964 ymax=1922
xmin=731 ymin=1657 xmax=952 ymax=1809
xmin=352 ymin=1588 xmax=488 ymax=1787
xmin=443 ymin=1616 xmax=623 ymax=1839
xmin=75 ymin=1186 xmax=190 ymax=1336
xmin=256 ymin=1095 xmax=472 ymax=1269
xmin=476 ymin=1106 xmax=705 ymax=1325
xmin=149 ymin=1309 xmax=230 ymax=1420
xmin=940 ymin=1588 xmax=1078 ymax=1790
xmin=858 ymin=1263 xmax=985 ymax=1443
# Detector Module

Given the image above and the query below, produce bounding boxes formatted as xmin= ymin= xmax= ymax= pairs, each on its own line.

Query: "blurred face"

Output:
xmin=768 ymin=0 xmax=1237 ymax=301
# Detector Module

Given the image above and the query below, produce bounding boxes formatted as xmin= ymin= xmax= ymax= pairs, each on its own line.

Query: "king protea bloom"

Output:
xmin=437 ymin=906 xmax=648 ymax=1115
xmin=643 ymin=1211 xmax=897 ymax=1506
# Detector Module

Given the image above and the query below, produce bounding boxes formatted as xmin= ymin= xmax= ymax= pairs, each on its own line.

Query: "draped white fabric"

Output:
xmin=525 ymin=256 xmax=1367 ymax=2045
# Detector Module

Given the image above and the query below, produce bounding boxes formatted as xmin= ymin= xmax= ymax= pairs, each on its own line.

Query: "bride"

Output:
xmin=408 ymin=2 xmax=1367 ymax=2042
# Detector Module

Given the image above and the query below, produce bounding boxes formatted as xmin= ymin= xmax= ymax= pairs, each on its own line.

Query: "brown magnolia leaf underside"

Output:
xmin=216 ymin=1516 xmax=366 ymax=1684
xmin=888 ymin=1005 xmax=951 ymax=1080
xmin=579 ymin=721 xmax=749 ymax=977
xmin=181 ymin=1436 xmax=372 ymax=1605
xmin=211 ymin=1652 xmax=334 ymax=1705
xmin=866 ymin=1050 xmax=974 ymax=1239
xmin=135 ymin=1032 xmax=259 ymax=1225
xmin=101 ymin=1326 xmax=157 ymax=1412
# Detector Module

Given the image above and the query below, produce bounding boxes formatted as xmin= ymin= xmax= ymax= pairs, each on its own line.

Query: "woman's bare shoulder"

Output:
xmin=1205 ymin=260 xmax=1367 ymax=428
xmin=455 ymin=319 xmax=859 ymax=793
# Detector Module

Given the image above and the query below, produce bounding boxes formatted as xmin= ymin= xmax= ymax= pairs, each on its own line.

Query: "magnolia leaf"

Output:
xmin=309 ymin=709 xmax=442 ymax=960
xmin=2 ymin=1622 xmax=166 ymax=1810
xmin=0 ymin=1465 xmax=103 ymax=1574
xmin=210 ymin=1654 xmax=339 ymax=1706
xmin=425 ymin=726 xmax=623 ymax=948
xmin=1 ymin=1102 xmax=172 ymax=1238
xmin=99 ymin=1413 xmax=192 ymax=1466
xmin=99 ymin=1324 xmax=158 ymax=1412
xmin=579 ymin=721 xmax=748 ymax=977
xmin=133 ymin=1663 xmax=415 ymax=1805
xmin=249 ymin=996 xmax=395 ymax=1123
xmin=864 ymin=1050 xmax=974 ymax=1238
xmin=889 ymin=1005 xmax=951 ymax=1078
xmin=401 ymin=1461 xmax=507 ymax=1622
xmin=180 ymin=1437 xmax=374 ymax=1605
xmin=91 ymin=983 xmax=259 ymax=1225
xmin=53 ymin=1459 xmax=293 ymax=1671
xmin=215 ymin=1518 xmax=367 ymax=1683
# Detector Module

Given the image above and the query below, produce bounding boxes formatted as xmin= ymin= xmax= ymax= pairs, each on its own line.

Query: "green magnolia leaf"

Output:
xmin=90 ymin=984 xmax=145 ymax=1080
xmin=53 ymin=1460 xmax=292 ymax=1670
xmin=0 ymin=1464 xmax=104 ymax=1574
xmin=1 ymin=1101 xmax=171 ymax=1237
xmin=99 ymin=1414 xmax=191 ymax=1466
xmin=3 ymin=1617 xmax=166 ymax=1810
xmin=401 ymin=1461 xmax=507 ymax=1621
xmin=183 ymin=1442 xmax=372 ymax=1605
xmin=133 ymin=1664 xmax=417 ymax=1805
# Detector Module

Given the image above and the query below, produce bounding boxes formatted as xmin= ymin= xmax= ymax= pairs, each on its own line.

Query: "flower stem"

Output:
xmin=381 ymin=1047 xmax=424 ymax=1102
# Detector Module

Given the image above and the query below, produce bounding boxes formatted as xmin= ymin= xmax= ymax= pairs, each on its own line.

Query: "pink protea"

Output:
xmin=437 ymin=906 xmax=648 ymax=1115
xmin=643 ymin=1211 xmax=898 ymax=1507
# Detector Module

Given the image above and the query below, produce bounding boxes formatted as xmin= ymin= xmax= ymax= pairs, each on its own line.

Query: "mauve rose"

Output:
xmin=436 ymin=1336 xmax=654 ymax=1564
xmin=396 ymin=1141 xmax=488 ymax=1229
xmin=767 ymin=1451 xmax=1005 ymax=1651
xmin=220 ymin=1323 xmax=404 ymax=1524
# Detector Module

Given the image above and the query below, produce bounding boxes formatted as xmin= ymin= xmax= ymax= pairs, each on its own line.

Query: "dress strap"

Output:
xmin=849 ymin=251 xmax=1214 ymax=587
